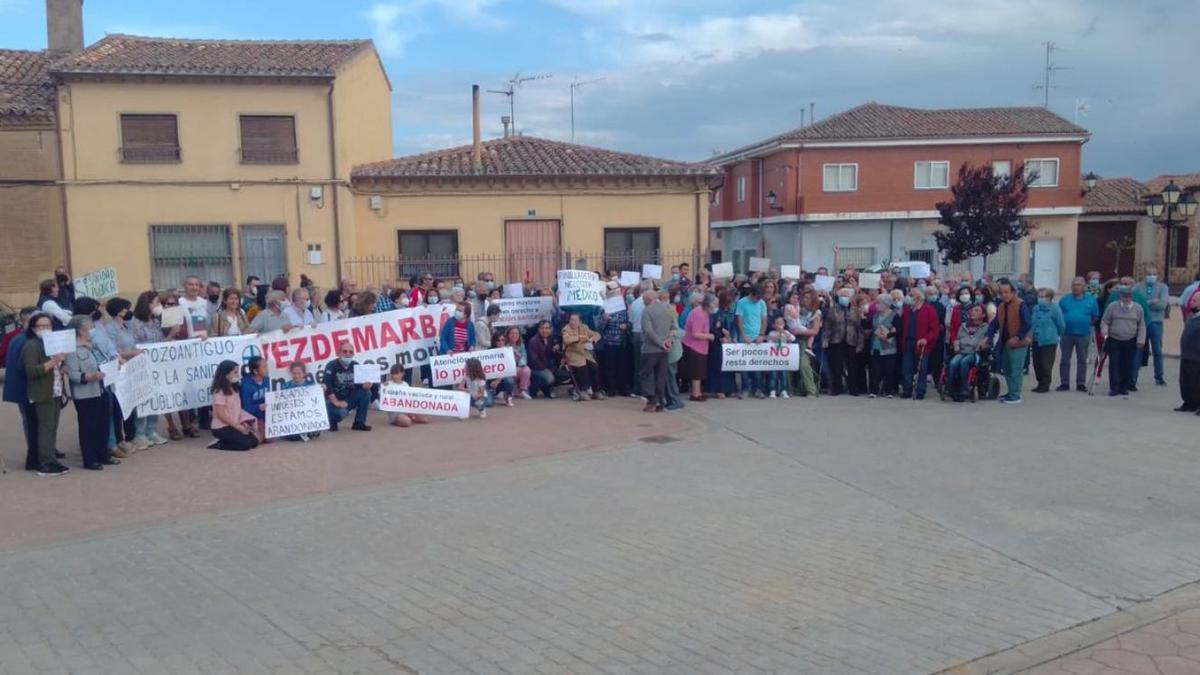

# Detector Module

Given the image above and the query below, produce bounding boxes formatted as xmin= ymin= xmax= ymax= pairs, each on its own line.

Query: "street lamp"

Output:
xmin=1082 ymin=171 xmax=1098 ymax=194
xmin=1144 ymin=180 xmax=1199 ymax=278
xmin=766 ymin=190 xmax=783 ymax=211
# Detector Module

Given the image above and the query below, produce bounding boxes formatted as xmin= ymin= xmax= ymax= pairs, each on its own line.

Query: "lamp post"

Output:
xmin=765 ymin=190 xmax=783 ymax=211
xmin=1082 ymin=171 xmax=1098 ymax=195
xmin=1144 ymin=180 xmax=1199 ymax=281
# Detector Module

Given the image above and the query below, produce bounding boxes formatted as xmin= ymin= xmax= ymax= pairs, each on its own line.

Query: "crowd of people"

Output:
xmin=4 ymin=262 xmax=1199 ymax=476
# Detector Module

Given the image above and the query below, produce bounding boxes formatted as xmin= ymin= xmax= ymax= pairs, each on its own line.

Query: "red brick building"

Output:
xmin=708 ymin=102 xmax=1089 ymax=289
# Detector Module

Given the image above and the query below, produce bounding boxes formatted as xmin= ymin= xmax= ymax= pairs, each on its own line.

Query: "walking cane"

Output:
xmin=1087 ymin=337 xmax=1108 ymax=397
xmin=912 ymin=343 xmax=926 ymax=402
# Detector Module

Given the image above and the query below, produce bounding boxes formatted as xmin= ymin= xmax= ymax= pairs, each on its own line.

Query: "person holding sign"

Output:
xmin=502 ymin=326 xmax=533 ymax=399
xmin=240 ymin=356 xmax=271 ymax=442
xmin=207 ymin=361 xmax=259 ymax=451
xmin=22 ymin=313 xmax=69 ymax=475
xmin=457 ymin=358 xmax=490 ymax=419
xmin=323 ymin=343 xmax=373 ymax=432
xmin=562 ymin=313 xmax=605 ymax=401
xmin=281 ymin=361 xmax=324 ymax=441
xmin=385 ymin=365 xmax=429 ymax=427
xmin=64 ymin=316 xmax=116 ymax=471
xmin=439 ymin=302 xmax=476 ymax=355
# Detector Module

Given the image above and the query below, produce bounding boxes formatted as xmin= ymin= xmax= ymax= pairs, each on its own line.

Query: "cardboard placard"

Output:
xmin=99 ymin=359 xmax=120 ymax=384
xmin=557 ymin=270 xmax=604 ymax=307
xmin=74 ymin=267 xmax=118 ymax=299
xmin=487 ymin=297 xmax=555 ymax=327
xmin=721 ymin=343 xmax=801 ymax=372
xmin=112 ymin=354 xmax=153 ymax=419
xmin=858 ymin=272 xmax=882 ymax=290
xmin=641 ymin=264 xmax=663 ymax=280
xmin=429 ymin=347 xmax=517 ymax=387
xmin=353 ymin=364 xmax=380 ymax=384
xmin=711 ymin=262 xmax=734 ymax=279
xmin=135 ymin=335 xmax=260 ymax=416
xmin=908 ymin=261 xmax=932 ymax=279
xmin=813 ymin=275 xmax=835 ymax=292
xmin=503 ymin=282 xmax=525 ymax=299
xmin=602 ymin=295 xmax=627 ymax=315
xmin=379 ymin=383 xmax=470 ymax=419
xmin=748 ymin=257 xmax=771 ymax=273
xmin=780 ymin=265 xmax=801 ymax=280
xmin=42 ymin=329 xmax=76 ymax=356
xmin=619 ymin=271 xmax=641 ymax=287
xmin=264 ymin=385 xmax=331 ymax=439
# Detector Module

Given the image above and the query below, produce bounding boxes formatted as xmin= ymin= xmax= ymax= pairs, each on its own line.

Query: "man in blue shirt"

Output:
xmin=1141 ymin=265 xmax=1170 ymax=386
xmin=735 ymin=285 xmax=767 ymax=398
xmin=1057 ymin=276 xmax=1100 ymax=392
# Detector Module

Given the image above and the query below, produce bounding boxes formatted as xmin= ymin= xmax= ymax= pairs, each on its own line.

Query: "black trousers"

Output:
xmin=569 ymin=360 xmax=600 ymax=393
xmin=1181 ymin=359 xmax=1200 ymax=411
xmin=212 ymin=426 xmax=259 ymax=451
xmin=1033 ymin=344 xmax=1057 ymax=390
xmin=827 ymin=343 xmax=859 ymax=395
xmin=1107 ymin=337 xmax=1137 ymax=394
xmin=19 ymin=401 xmax=39 ymax=470
xmin=869 ymin=353 xmax=897 ymax=396
xmin=74 ymin=396 xmax=111 ymax=467
xmin=639 ymin=351 xmax=669 ymax=406
xmin=108 ymin=391 xmax=135 ymax=443
xmin=601 ymin=344 xmax=630 ymax=395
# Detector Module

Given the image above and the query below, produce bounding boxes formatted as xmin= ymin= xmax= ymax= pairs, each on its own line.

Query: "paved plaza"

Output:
xmin=1 ymin=359 xmax=1198 ymax=674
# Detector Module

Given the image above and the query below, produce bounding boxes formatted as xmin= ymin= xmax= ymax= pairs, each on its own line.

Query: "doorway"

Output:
xmin=504 ymin=220 xmax=561 ymax=286
xmin=240 ymin=225 xmax=287 ymax=284
xmin=1031 ymin=239 xmax=1062 ymax=291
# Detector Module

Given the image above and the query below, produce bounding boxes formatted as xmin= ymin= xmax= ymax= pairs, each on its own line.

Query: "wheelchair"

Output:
xmin=937 ymin=345 xmax=1001 ymax=402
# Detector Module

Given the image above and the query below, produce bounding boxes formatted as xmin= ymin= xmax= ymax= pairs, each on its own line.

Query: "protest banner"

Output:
xmin=780 ymin=264 xmax=801 ymax=280
xmin=721 ymin=343 xmax=801 ymax=372
xmin=42 ymin=329 xmax=76 ymax=356
xmin=379 ymin=383 xmax=469 ymax=419
xmin=641 ymin=263 xmax=662 ymax=280
xmin=264 ymin=385 xmax=330 ymax=439
xmin=354 ymin=364 xmax=380 ymax=384
xmin=429 ymin=347 xmax=516 ymax=387
xmin=711 ymin=262 xmax=733 ymax=279
xmin=813 ymin=274 xmax=835 ymax=292
xmin=74 ymin=267 xmax=118 ymax=299
xmin=135 ymin=335 xmax=259 ymax=415
xmin=603 ymin=296 xmax=627 ymax=315
xmin=502 ymin=282 xmax=524 ymax=299
xmin=619 ymin=271 xmax=641 ymax=287
xmin=487 ymin=297 xmax=554 ymax=327
xmin=99 ymin=359 xmax=120 ymax=384
xmin=557 ymin=270 xmax=604 ymax=307
xmin=908 ymin=261 xmax=932 ymax=279
xmin=858 ymin=272 xmax=882 ymax=290
xmin=112 ymin=354 xmax=153 ymax=420
xmin=258 ymin=304 xmax=452 ymax=385
xmin=749 ymin=257 xmax=771 ymax=273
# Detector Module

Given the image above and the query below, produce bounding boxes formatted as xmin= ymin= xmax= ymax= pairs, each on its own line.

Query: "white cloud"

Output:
xmin=366 ymin=0 xmax=506 ymax=56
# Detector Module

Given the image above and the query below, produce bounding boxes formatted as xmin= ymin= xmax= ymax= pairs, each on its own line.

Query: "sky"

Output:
xmin=2 ymin=0 xmax=1198 ymax=179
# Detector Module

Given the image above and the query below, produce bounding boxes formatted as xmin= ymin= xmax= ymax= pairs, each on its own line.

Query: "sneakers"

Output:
xmin=779 ymin=390 xmax=790 ymax=399
xmin=151 ymin=432 xmax=170 ymax=445
xmin=506 ymin=395 xmax=514 ymax=408
xmin=1000 ymin=397 xmax=1023 ymax=404
xmin=520 ymin=391 xmax=531 ymax=400
xmin=479 ymin=410 xmax=488 ymax=419
xmin=594 ymin=391 xmax=607 ymax=401
xmin=768 ymin=391 xmax=777 ymax=399
xmin=351 ymin=423 xmax=372 ymax=432
xmin=665 ymin=401 xmax=685 ymax=411
xmin=36 ymin=464 xmax=69 ymax=477
xmin=132 ymin=437 xmax=152 ymax=451
xmin=206 ymin=439 xmax=221 ymax=449
xmin=868 ymin=393 xmax=877 ymax=399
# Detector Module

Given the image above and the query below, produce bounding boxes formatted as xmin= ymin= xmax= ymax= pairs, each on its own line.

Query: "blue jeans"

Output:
xmin=740 ymin=372 xmax=761 ymax=396
xmin=1137 ymin=321 xmax=1164 ymax=383
xmin=765 ymin=371 xmax=787 ymax=394
xmin=946 ymin=353 xmax=978 ymax=398
xmin=901 ymin=345 xmax=929 ymax=398
xmin=134 ymin=413 xmax=160 ymax=440
xmin=327 ymin=388 xmax=370 ymax=427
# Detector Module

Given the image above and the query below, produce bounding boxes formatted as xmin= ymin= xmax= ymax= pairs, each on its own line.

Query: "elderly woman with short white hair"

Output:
xmin=64 ymin=316 xmax=118 ymax=471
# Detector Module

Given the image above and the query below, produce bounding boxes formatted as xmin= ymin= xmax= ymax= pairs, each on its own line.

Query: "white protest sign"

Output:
xmin=264 ymin=385 xmax=330 ymax=439
xmin=487 ymin=297 xmax=554 ymax=327
xmin=619 ymin=271 xmax=641 ymax=287
xmin=135 ymin=335 xmax=260 ymax=415
xmin=641 ymin=264 xmax=663 ymax=280
xmin=602 ymin=296 xmax=627 ymax=315
xmin=379 ymin=383 xmax=469 ymax=419
xmin=780 ymin=265 xmax=801 ymax=280
xmin=908 ymin=261 xmax=932 ymax=279
xmin=749 ymin=257 xmax=771 ymax=273
xmin=354 ymin=364 xmax=380 ymax=384
xmin=112 ymin=354 xmax=153 ymax=419
xmin=813 ymin=274 xmax=835 ymax=292
xmin=557 ymin=270 xmax=604 ymax=307
xmin=721 ymin=343 xmax=801 ymax=372
xmin=503 ymin=282 xmax=525 ymax=299
xmin=858 ymin=272 xmax=882 ymax=290
xmin=429 ymin=347 xmax=516 ymax=387
xmin=73 ymin=267 xmax=118 ymax=299
xmin=258 ymin=304 xmax=452 ymax=385
xmin=708 ymin=262 xmax=731 ymax=280
xmin=99 ymin=359 xmax=120 ymax=384
xmin=42 ymin=329 xmax=76 ymax=356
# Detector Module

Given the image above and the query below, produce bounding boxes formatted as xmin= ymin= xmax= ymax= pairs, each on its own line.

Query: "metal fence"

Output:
xmin=343 ymin=249 xmax=708 ymax=287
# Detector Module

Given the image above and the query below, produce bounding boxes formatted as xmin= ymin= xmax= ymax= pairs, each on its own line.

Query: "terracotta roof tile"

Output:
xmin=1144 ymin=173 xmax=1200 ymax=194
xmin=352 ymin=136 xmax=720 ymax=180
xmin=0 ymin=49 xmax=57 ymax=126
xmin=51 ymin=34 xmax=371 ymax=79
xmin=1083 ymin=177 xmax=1147 ymax=215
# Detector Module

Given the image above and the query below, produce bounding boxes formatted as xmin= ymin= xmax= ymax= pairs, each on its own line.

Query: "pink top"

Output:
xmin=211 ymin=391 xmax=256 ymax=430
xmin=683 ymin=308 xmax=711 ymax=356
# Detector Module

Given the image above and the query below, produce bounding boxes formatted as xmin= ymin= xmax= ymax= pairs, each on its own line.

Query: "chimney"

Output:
xmin=46 ymin=0 xmax=85 ymax=55
xmin=471 ymin=85 xmax=482 ymax=172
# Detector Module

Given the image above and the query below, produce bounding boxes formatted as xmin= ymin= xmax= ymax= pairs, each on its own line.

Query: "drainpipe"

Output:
xmin=326 ymin=83 xmax=343 ymax=283
xmin=888 ymin=220 xmax=895 ymax=263
xmin=53 ymin=82 xmax=72 ymax=272
xmin=757 ymin=158 xmax=765 ymax=256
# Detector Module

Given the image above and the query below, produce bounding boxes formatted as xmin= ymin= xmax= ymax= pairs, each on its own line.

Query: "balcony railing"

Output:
xmin=120 ymin=146 xmax=182 ymax=163
xmin=239 ymin=147 xmax=299 ymax=164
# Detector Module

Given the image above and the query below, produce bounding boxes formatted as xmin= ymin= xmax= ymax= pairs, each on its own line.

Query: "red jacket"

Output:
xmin=899 ymin=302 xmax=940 ymax=350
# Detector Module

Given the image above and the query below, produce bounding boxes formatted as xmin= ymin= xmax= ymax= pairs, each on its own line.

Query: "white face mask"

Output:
xmin=35 ymin=329 xmax=51 ymax=338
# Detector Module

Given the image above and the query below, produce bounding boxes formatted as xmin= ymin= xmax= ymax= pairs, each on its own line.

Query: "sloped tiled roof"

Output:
xmin=1083 ymin=177 xmax=1147 ymax=215
xmin=51 ymin=34 xmax=372 ymax=79
xmin=353 ymin=136 xmax=721 ymax=180
xmin=0 ymin=49 xmax=57 ymax=126
xmin=1144 ymin=173 xmax=1200 ymax=194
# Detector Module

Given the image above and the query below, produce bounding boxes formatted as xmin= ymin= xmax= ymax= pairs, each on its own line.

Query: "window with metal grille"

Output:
xmin=150 ymin=225 xmax=233 ymax=290
xmin=397 ymin=230 xmax=459 ymax=279
xmin=1171 ymin=226 xmax=1189 ymax=269
xmin=120 ymin=114 xmax=180 ymax=163
xmin=835 ymin=246 xmax=875 ymax=269
xmin=604 ymin=227 xmax=660 ymax=272
xmin=907 ymin=249 xmax=935 ymax=264
xmin=239 ymin=115 xmax=298 ymax=164
xmin=985 ymin=244 xmax=1017 ymax=275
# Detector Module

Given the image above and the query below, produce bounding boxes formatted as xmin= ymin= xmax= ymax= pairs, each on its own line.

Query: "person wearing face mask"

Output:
xmin=320 ymin=289 xmax=348 ymax=323
xmin=3 ymin=308 xmax=45 ymax=471
xmin=103 ymin=297 xmax=145 ymax=450
xmin=53 ymin=266 xmax=76 ymax=313
xmin=867 ymin=293 xmax=899 ymax=398
xmin=1029 ymin=288 xmax=1065 ymax=393
xmin=323 ymin=343 xmax=374 ymax=432
xmin=23 ymin=312 xmax=69 ymax=475
xmin=1085 ymin=271 xmax=1103 ymax=297
xmin=1103 ymin=275 xmax=1151 ymax=389
xmin=1141 ymin=266 xmax=1170 ymax=386
xmin=946 ymin=304 xmax=991 ymax=403
xmin=599 ymin=284 xmax=632 ymax=397
xmin=922 ymin=285 xmax=947 ymax=390
xmin=206 ymin=360 xmax=259 ymax=451
xmin=64 ymin=316 xmax=117 ymax=471
xmin=250 ymin=290 xmax=295 ymax=333
xmin=899 ymin=288 xmax=939 ymax=400
xmin=72 ymin=297 xmax=130 ymax=459
xmin=475 ymin=303 xmax=501 ymax=349
xmin=128 ymin=291 xmax=173 ymax=445
xmin=1057 ymin=277 xmax=1100 ymax=392
xmin=1100 ymin=286 xmax=1146 ymax=397
xmin=205 ymin=281 xmax=223 ymax=317
xmin=439 ymin=302 xmax=476 ymax=356
xmin=283 ymin=288 xmax=319 ymax=330
xmin=822 ymin=288 xmax=863 ymax=396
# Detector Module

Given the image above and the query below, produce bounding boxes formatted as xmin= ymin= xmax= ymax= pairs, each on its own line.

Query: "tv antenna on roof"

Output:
xmin=569 ymin=76 xmax=605 ymax=142
xmin=1032 ymin=41 xmax=1070 ymax=108
xmin=488 ymin=73 xmax=552 ymax=135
